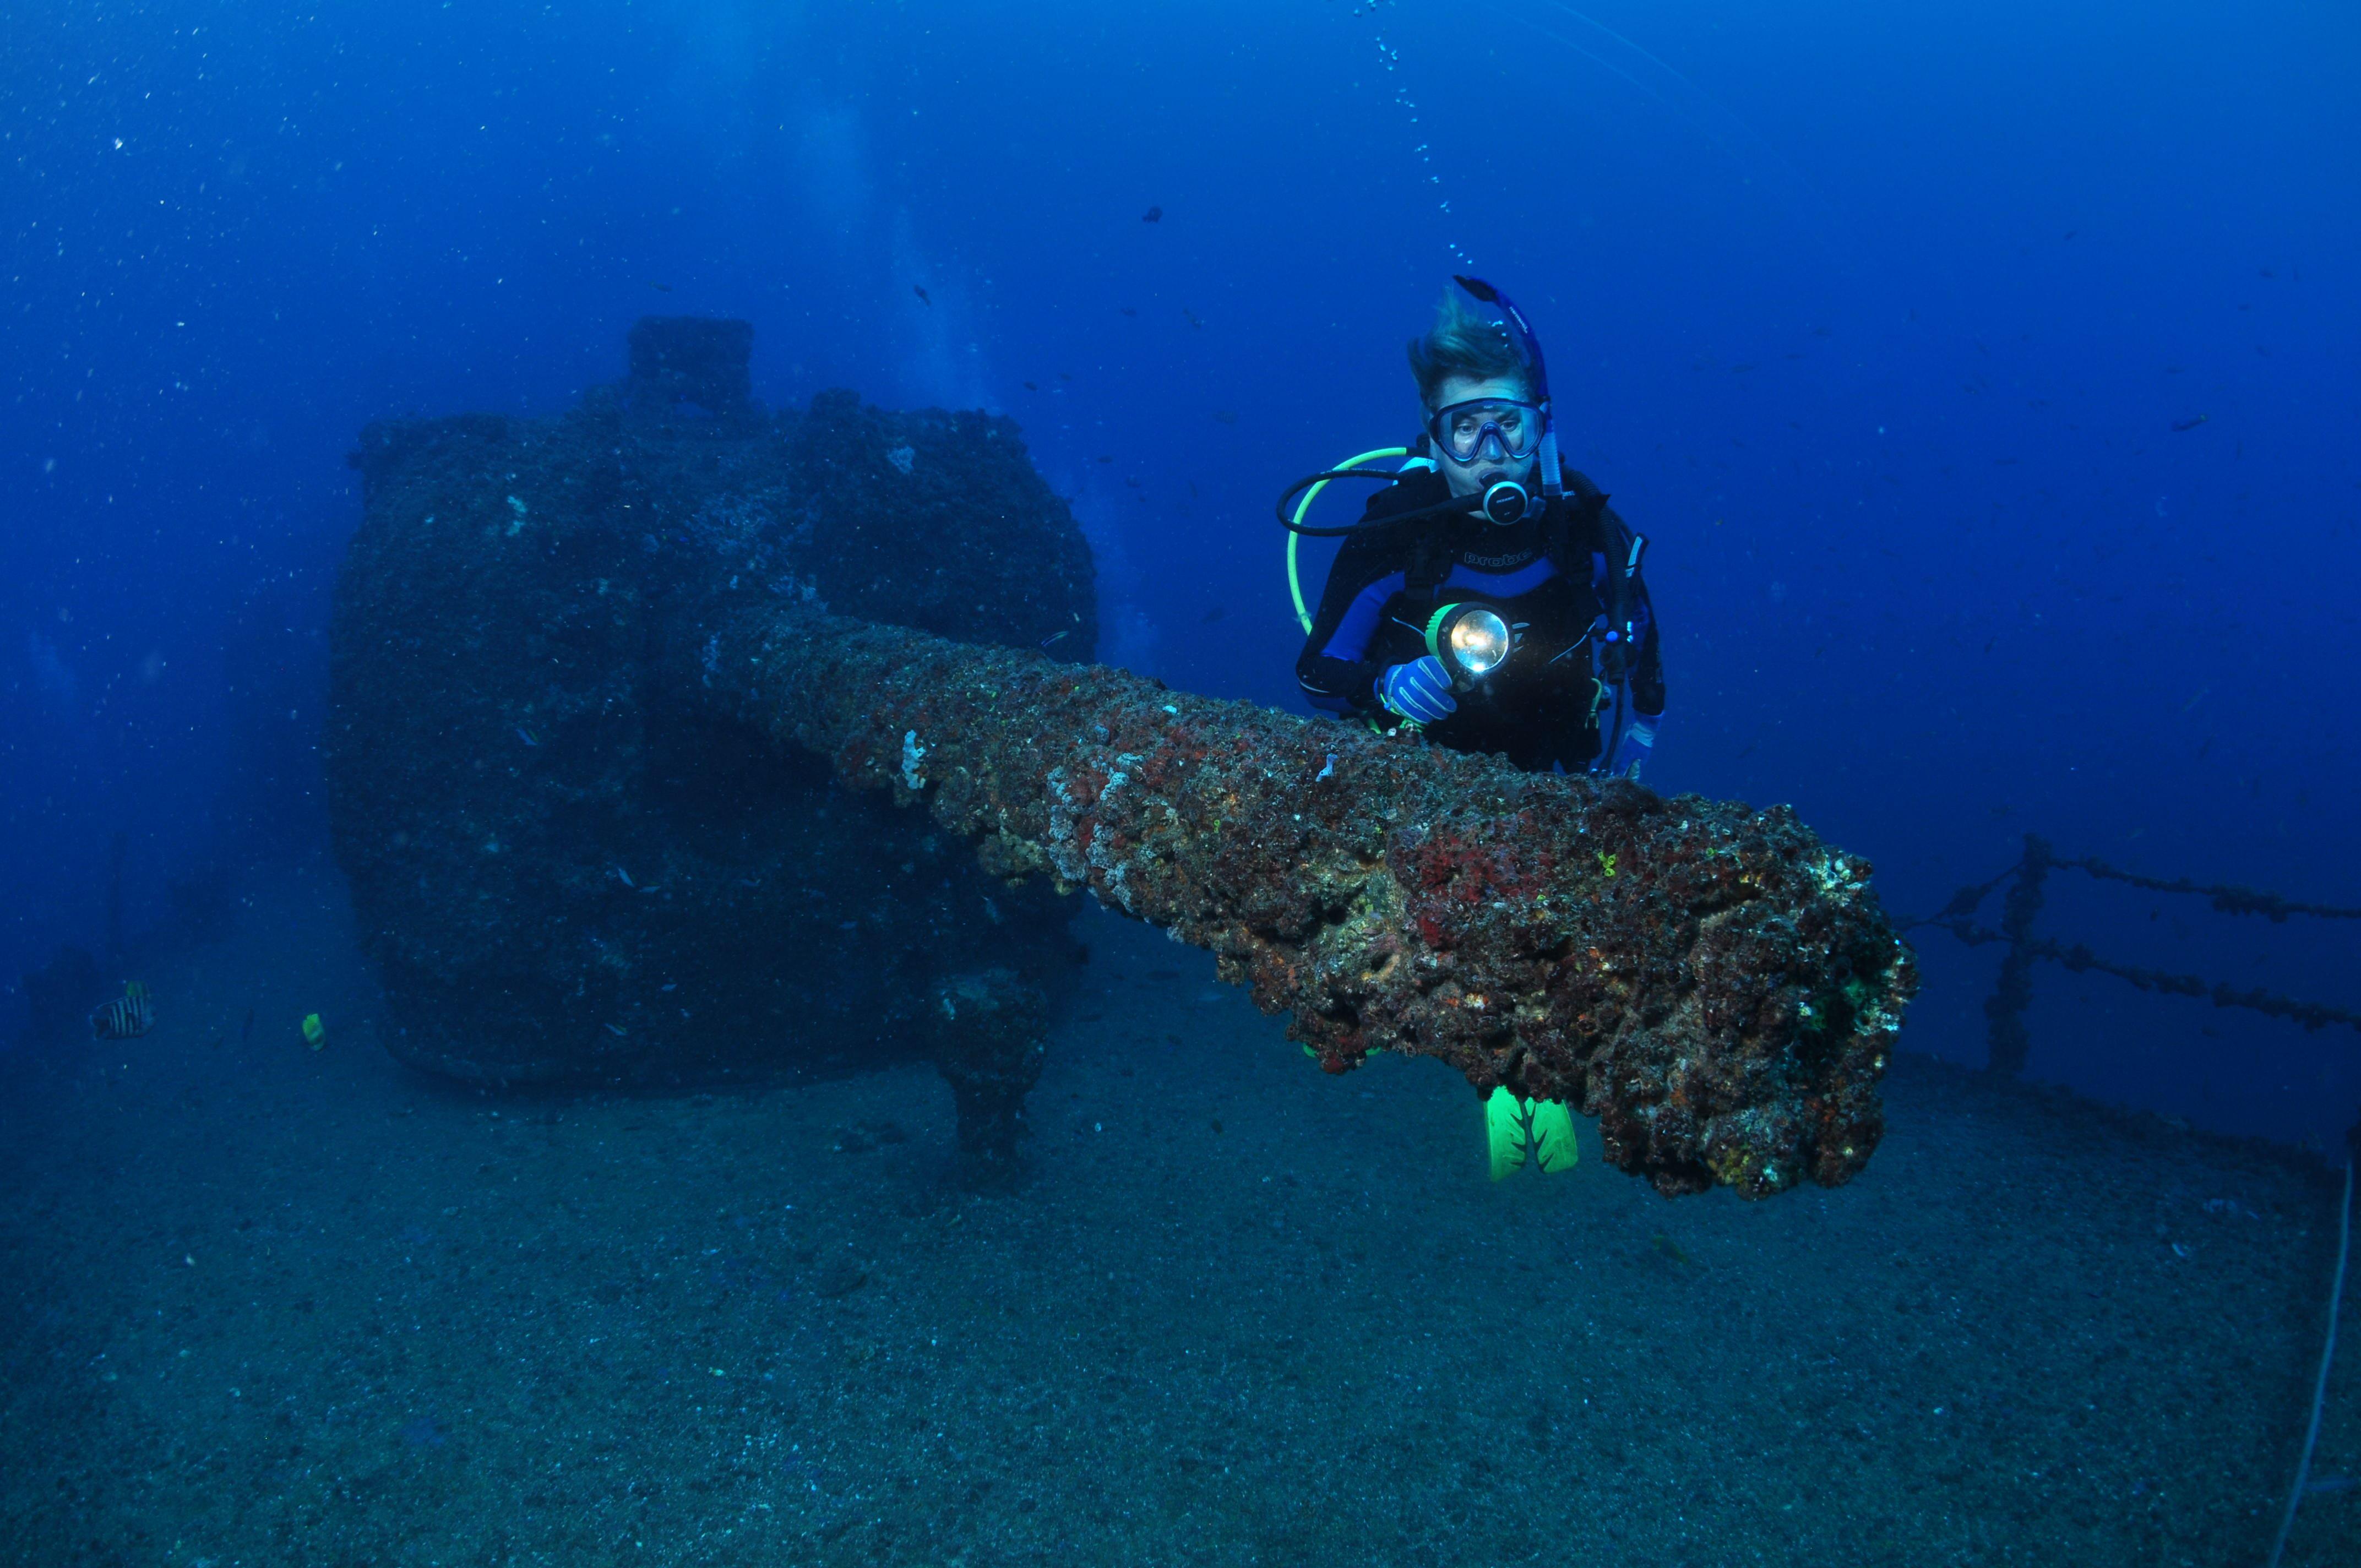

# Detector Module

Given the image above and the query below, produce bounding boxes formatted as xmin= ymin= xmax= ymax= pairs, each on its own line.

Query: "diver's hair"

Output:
xmin=1407 ymin=288 xmax=1533 ymax=409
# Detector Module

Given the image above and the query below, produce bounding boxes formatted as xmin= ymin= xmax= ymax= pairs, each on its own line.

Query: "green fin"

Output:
xmin=1528 ymin=1098 xmax=1580 ymax=1173
xmin=1485 ymin=1086 xmax=1527 ymax=1181
xmin=1486 ymin=1089 xmax=1580 ymax=1179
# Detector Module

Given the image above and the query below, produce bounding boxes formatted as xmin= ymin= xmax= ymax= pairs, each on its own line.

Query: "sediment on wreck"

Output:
xmin=673 ymin=598 xmax=1918 ymax=1200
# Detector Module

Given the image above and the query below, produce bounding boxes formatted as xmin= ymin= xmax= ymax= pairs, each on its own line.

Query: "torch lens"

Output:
xmin=1448 ymin=608 xmax=1511 ymax=678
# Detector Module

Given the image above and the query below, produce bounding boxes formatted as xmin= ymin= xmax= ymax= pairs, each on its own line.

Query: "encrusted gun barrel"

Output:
xmin=687 ymin=600 xmax=1918 ymax=1199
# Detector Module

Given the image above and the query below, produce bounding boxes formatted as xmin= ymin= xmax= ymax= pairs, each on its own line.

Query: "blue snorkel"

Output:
xmin=1449 ymin=275 xmax=1563 ymax=519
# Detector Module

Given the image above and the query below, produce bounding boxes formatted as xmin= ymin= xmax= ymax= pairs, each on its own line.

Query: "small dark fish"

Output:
xmin=2062 ymin=230 xmax=2077 ymax=239
xmin=649 ymin=281 xmax=673 ymax=293
xmin=2259 ymin=267 xmax=2275 ymax=278
xmin=912 ymin=285 xmax=931 ymax=306
xmin=1141 ymin=205 xmax=1162 ymax=224
xmin=2171 ymin=414 xmax=2208 ymax=432
xmin=1022 ymin=380 xmax=1038 ymax=390
xmin=91 ymin=982 xmax=154 ymax=1041
xmin=1095 ymin=455 xmax=1113 ymax=464
xmin=1119 ymin=307 xmax=1138 ymax=317
xmin=1182 ymin=308 xmax=1203 ymax=330
xmin=1210 ymin=410 xmax=1237 ymax=426
xmin=1038 ymin=629 xmax=1070 ymax=650
xmin=240 ymin=1005 xmax=255 ymax=1042
xmin=1201 ymin=606 xmax=1227 ymax=624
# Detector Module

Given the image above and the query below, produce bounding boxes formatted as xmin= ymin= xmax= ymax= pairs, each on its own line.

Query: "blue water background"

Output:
xmin=4 ymin=1 xmax=2355 ymax=1146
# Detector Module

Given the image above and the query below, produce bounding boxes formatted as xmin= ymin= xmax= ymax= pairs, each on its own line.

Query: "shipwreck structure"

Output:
xmin=328 ymin=318 xmax=1916 ymax=1196
xmin=328 ymin=319 xmax=1095 ymax=1172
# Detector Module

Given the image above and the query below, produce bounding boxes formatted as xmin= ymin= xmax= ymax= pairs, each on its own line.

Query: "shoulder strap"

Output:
xmin=1364 ymin=467 xmax=1456 ymax=603
xmin=1403 ymin=527 xmax=1454 ymax=602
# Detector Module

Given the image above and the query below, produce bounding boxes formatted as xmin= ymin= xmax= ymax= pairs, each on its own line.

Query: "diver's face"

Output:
xmin=1428 ymin=374 xmax=1541 ymax=499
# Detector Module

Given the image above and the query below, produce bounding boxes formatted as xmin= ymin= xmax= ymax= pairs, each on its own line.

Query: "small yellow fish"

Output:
xmin=301 ymin=1013 xmax=326 ymax=1051
xmin=91 ymin=981 xmax=155 ymax=1041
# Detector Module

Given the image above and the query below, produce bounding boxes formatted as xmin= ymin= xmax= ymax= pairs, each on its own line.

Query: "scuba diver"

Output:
xmin=1285 ymin=278 xmax=1664 ymax=778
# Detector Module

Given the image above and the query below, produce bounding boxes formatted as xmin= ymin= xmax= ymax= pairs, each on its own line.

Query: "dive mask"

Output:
xmin=1426 ymin=396 xmax=1547 ymax=464
xmin=1438 ymin=276 xmax=1565 ymax=524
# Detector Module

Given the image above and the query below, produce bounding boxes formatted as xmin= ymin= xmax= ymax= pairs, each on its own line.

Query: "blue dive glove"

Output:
xmin=1603 ymin=710 xmax=1661 ymax=781
xmin=1378 ymin=656 xmax=1457 ymax=725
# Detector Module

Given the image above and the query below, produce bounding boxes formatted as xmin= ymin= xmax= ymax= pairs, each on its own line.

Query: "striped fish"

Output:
xmin=90 ymin=981 xmax=155 ymax=1041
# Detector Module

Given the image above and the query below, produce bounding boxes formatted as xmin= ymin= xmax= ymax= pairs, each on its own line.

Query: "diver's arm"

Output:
xmin=1296 ymin=529 xmax=1406 ymax=716
xmin=1603 ymin=529 xmax=1667 ymax=778
xmin=1567 ymin=480 xmax=1666 ymax=777
xmin=1622 ymin=539 xmax=1666 ymax=721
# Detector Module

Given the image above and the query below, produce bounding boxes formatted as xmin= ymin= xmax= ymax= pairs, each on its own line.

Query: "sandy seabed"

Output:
xmin=3 ymin=868 xmax=2354 ymax=1567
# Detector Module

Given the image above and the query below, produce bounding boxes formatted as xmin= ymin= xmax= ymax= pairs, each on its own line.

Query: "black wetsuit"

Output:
xmin=1295 ymin=465 xmax=1665 ymax=774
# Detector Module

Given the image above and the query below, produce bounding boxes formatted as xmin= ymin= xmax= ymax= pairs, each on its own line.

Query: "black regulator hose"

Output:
xmin=1275 ymin=469 xmax=1478 ymax=536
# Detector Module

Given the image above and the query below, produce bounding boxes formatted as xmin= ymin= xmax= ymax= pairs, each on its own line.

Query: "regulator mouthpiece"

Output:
xmin=1481 ymin=479 xmax=1531 ymax=526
